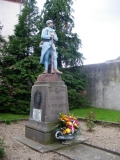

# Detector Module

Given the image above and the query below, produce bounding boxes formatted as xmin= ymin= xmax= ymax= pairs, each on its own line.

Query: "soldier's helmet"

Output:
xmin=46 ymin=20 xmax=53 ymax=25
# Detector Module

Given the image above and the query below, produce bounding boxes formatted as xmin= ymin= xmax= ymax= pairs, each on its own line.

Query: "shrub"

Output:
xmin=0 ymin=138 xmax=8 ymax=158
xmin=61 ymin=67 xmax=90 ymax=109
xmin=85 ymin=111 xmax=96 ymax=131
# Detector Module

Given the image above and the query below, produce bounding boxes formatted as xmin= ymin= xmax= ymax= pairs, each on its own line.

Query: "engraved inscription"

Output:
xmin=51 ymin=103 xmax=66 ymax=108
xmin=52 ymin=110 xmax=63 ymax=115
xmin=46 ymin=86 xmax=68 ymax=121
xmin=50 ymin=96 xmax=64 ymax=100
xmin=49 ymin=87 xmax=66 ymax=93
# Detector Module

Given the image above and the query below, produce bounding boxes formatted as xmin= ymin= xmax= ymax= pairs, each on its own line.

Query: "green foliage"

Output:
xmin=61 ymin=67 xmax=89 ymax=109
xmin=0 ymin=0 xmax=43 ymax=114
xmin=4 ymin=119 xmax=11 ymax=125
xmin=12 ymin=118 xmax=19 ymax=123
xmin=0 ymin=25 xmax=8 ymax=70
xmin=4 ymin=118 xmax=18 ymax=124
xmin=0 ymin=138 xmax=8 ymax=158
xmin=101 ymin=121 xmax=111 ymax=127
xmin=39 ymin=0 xmax=85 ymax=67
xmin=85 ymin=111 xmax=96 ymax=131
xmin=0 ymin=55 xmax=43 ymax=114
xmin=8 ymin=0 xmax=41 ymax=58
xmin=118 ymin=118 xmax=120 ymax=127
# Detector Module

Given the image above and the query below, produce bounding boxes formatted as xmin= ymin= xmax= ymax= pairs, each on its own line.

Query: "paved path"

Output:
xmin=56 ymin=143 xmax=120 ymax=160
xmin=16 ymin=136 xmax=120 ymax=160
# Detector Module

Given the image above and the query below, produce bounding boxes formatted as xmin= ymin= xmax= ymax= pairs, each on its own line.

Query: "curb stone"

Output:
xmin=81 ymin=142 xmax=120 ymax=156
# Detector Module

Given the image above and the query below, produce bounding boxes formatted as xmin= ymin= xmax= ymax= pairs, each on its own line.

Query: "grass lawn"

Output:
xmin=70 ymin=107 xmax=120 ymax=123
xmin=0 ymin=107 xmax=120 ymax=123
xmin=0 ymin=113 xmax=29 ymax=121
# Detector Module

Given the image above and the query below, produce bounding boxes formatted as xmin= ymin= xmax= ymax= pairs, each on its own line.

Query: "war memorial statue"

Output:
xmin=40 ymin=20 xmax=62 ymax=75
xmin=25 ymin=20 xmax=69 ymax=144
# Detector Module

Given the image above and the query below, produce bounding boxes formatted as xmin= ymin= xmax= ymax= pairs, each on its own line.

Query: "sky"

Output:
xmin=37 ymin=0 xmax=120 ymax=64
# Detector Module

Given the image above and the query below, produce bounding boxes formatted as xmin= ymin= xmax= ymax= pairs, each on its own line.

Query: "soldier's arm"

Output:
xmin=53 ymin=32 xmax=58 ymax=41
xmin=41 ymin=28 xmax=50 ymax=39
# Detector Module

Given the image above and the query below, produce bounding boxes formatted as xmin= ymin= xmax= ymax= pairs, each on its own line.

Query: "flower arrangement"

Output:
xmin=55 ymin=113 xmax=80 ymax=140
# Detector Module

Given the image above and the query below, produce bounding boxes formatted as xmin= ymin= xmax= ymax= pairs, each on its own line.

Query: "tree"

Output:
xmin=61 ymin=67 xmax=90 ymax=109
xmin=0 ymin=0 xmax=43 ymax=114
xmin=38 ymin=0 xmax=89 ymax=109
xmin=8 ymin=0 xmax=41 ymax=58
xmin=39 ymin=0 xmax=84 ymax=68
xmin=0 ymin=23 xmax=8 ymax=67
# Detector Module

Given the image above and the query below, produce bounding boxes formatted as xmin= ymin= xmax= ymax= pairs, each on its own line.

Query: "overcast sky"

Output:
xmin=36 ymin=0 xmax=120 ymax=65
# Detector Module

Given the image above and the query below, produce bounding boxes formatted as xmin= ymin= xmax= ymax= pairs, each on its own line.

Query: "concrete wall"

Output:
xmin=83 ymin=62 xmax=120 ymax=110
xmin=0 ymin=0 xmax=23 ymax=39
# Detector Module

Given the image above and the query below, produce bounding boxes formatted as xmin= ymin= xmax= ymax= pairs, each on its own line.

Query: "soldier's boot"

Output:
xmin=51 ymin=69 xmax=54 ymax=74
xmin=54 ymin=69 xmax=63 ymax=75
xmin=43 ymin=70 xmax=48 ymax=74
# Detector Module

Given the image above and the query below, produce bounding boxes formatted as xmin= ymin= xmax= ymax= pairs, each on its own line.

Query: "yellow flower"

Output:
xmin=60 ymin=113 xmax=66 ymax=118
xmin=66 ymin=128 xmax=71 ymax=134
xmin=69 ymin=114 xmax=77 ymax=120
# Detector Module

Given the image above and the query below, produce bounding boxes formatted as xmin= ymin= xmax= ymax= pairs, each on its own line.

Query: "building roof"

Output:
xmin=4 ymin=0 xmax=24 ymax=3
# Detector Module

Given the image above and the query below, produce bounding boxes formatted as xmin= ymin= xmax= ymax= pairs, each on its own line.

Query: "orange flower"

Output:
xmin=59 ymin=118 xmax=64 ymax=121
xmin=74 ymin=123 xmax=78 ymax=128
xmin=60 ymin=113 xmax=67 ymax=118
xmin=63 ymin=117 xmax=69 ymax=121
xmin=66 ymin=121 xmax=72 ymax=126
xmin=62 ymin=130 xmax=67 ymax=134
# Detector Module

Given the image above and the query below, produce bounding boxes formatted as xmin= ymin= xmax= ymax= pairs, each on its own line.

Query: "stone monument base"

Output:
xmin=25 ymin=125 xmax=57 ymax=144
xmin=25 ymin=120 xmax=58 ymax=144
xmin=25 ymin=74 xmax=69 ymax=145
xmin=25 ymin=128 xmax=55 ymax=144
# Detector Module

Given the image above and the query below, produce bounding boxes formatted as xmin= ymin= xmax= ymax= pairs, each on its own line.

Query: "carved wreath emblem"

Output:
xmin=34 ymin=90 xmax=42 ymax=109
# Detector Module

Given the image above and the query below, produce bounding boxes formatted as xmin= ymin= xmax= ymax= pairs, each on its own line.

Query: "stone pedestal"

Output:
xmin=25 ymin=74 xmax=69 ymax=144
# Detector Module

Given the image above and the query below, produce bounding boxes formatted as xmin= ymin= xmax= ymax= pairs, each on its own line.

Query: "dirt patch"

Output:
xmin=0 ymin=120 xmax=120 ymax=160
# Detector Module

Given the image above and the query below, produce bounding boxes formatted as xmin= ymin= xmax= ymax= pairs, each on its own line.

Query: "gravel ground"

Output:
xmin=0 ymin=120 xmax=120 ymax=160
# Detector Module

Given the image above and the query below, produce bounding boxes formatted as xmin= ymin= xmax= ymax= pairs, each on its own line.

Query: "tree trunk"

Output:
xmin=58 ymin=54 xmax=62 ymax=68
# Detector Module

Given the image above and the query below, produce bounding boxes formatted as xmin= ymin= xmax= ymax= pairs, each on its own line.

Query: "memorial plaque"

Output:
xmin=33 ymin=108 xmax=41 ymax=122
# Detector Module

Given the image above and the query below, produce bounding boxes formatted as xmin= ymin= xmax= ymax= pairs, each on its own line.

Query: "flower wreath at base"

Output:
xmin=55 ymin=113 xmax=80 ymax=140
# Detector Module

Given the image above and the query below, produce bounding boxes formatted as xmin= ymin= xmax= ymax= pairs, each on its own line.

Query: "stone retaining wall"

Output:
xmin=82 ymin=62 xmax=120 ymax=110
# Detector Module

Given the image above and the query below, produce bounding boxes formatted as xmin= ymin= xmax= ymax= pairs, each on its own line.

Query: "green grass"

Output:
xmin=0 ymin=113 xmax=29 ymax=121
xmin=70 ymin=107 xmax=120 ymax=122
xmin=0 ymin=107 xmax=120 ymax=123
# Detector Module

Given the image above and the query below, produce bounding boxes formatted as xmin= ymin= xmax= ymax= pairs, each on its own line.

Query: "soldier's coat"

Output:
xmin=40 ymin=27 xmax=58 ymax=64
